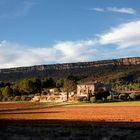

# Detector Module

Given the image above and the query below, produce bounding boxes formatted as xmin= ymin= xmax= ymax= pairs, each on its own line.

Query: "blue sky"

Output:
xmin=0 ymin=0 xmax=140 ymax=68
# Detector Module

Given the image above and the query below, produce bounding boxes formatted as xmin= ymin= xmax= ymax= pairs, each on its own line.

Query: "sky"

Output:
xmin=0 ymin=0 xmax=140 ymax=68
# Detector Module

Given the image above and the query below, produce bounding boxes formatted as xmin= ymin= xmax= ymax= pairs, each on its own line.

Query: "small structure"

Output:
xmin=77 ymin=82 xmax=111 ymax=100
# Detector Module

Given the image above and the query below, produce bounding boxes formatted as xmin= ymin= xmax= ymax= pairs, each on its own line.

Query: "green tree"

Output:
xmin=0 ymin=90 xmax=3 ymax=101
xmin=2 ymin=86 xmax=13 ymax=97
xmin=12 ymin=84 xmax=20 ymax=96
xmin=0 ymin=81 xmax=4 ymax=87
xmin=19 ymin=79 xmax=34 ymax=94
xmin=56 ymin=78 xmax=64 ymax=88
xmin=30 ymin=77 xmax=42 ymax=93
xmin=42 ymin=77 xmax=56 ymax=88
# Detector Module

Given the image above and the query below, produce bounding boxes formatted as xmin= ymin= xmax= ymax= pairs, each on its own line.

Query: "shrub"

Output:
xmin=20 ymin=95 xmax=27 ymax=101
xmin=25 ymin=96 xmax=32 ymax=101
xmin=119 ymin=93 xmax=127 ymax=101
xmin=129 ymin=93 xmax=140 ymax=100
xmin=2 ymin=97 xmax=8 ymax=102
xmin=129 ymin=93 xmax=136 ymax=100
xmin=0 ymin=91 xmax=3 ymax=101
xmin=7 ymin=96 xmax=13 ymax=101
xmin=13 ymin=96 xmax=21 ymax=101
xmin=2 ymin=86 xmax=13 ymax=97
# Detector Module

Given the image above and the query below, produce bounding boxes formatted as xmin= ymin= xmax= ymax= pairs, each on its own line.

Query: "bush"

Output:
xmin=119 ymin=94 xmax=127 ymax=101
xmin=0 ymin=91 xmax=3 ymax=101
xmin=7 ymin=96 xmax=13 ymax=101
xmin=129 ymin=93 xmax=136 ymax=100
xmin=26 ymin=97 xmax=31 ymax=101
xmin=2 ymin=86 xmax=13 ymax=97
xmin=2 ymin=97 xmax=8 ymax=102
xmin=13 ymin=96 xmax=21 ymax=101
xmin=20 ymin=95 xmax=27 ymax=101
xmin=129 ymin=93 xmax=140 ymax=100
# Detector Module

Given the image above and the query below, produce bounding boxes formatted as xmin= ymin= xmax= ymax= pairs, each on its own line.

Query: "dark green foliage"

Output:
xmin=0 ymin=90 xmax=3 ymax=101
xmin=129 ymin=93 xmax=140 ymax=100
xmin=0 ymin=81 xmax=4 ymax=87
xmin=2 ymin=86 xmax=13 ymax=97
xmin=7 ymin=96 xmax=13 ymax=101
xmin=30 ymin=77 xmax=42 ymax=93
xmin=119 ymin=94 xmax=127 ymax=101
xmin=12 ymin=84 xmax=20 ymax=96
xmin=13 ymin=96 xmax=21 ymax=101
xmin=94 ymin=91 xmax=110 ymax=100
xmin=19 ymin=79 xmax=35 ymax=94
xmin=56 ymin=78 xmax=64 ymax=88
xmin=42 ymin=77 xmax=56 ymax=88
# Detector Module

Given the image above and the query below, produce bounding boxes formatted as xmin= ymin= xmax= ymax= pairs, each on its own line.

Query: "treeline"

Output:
xmin=0 ymin=75 xmax=78 ymax=102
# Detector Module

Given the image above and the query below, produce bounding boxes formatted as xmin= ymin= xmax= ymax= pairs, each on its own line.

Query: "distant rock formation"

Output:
xmin=0 ymin=57 xmax=140 ymax=82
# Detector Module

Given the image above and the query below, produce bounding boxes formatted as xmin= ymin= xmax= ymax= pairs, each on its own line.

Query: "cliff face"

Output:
xmin=116 ymin=57 xmax=140 ymax=65
xmin=0 ymin=57 xmax=140 ymax=82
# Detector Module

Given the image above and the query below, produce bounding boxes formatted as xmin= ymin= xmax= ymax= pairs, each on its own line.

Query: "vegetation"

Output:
xmin=0 ymin=75 xmax=78 ymax=102
xmin=0 ymin=58 xmax=140 ymax=102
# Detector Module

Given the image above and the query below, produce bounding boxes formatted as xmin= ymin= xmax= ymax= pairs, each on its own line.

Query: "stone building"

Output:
xmin=77 ymin=82 xmax=110 ymax=98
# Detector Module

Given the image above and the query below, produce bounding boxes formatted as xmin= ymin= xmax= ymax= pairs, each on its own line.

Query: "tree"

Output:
xmin=2 ymin=86 xmax=13 ymax=97
xmin=0 ymin=90 xmax=3 ymax=101
xmin=0 ymin=81 xmax=4 ymax=87
xmin=19 ymin=79 xmax=34 ymax=94
xmin=56 ymin=78 xmax=64 ymax=88
xmin=30 ymin=77 xmax=42 ymax=93
xmin=42 ymin=77 xmax=56 ymax=88
xmin=63 ymin=75 xmax=77 ymax=101
xmin=12 ymin=84 xmax=20 ymax=96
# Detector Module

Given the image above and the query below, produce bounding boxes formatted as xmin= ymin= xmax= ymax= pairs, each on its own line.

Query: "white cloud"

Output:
xmin=0 ymin=39 xmax=97 ymax=68
xmin=107 ymin=7 xmax=136 ymax=14
xmin=91 ymin=7 xmax=136 ymax=15
xmin=99 ymin=20 xmax=140 ymax=48
xmin=89 ymin=8 xmax=104 ymax=12
xmin=0 ymin=20 xmax=140 ymax=68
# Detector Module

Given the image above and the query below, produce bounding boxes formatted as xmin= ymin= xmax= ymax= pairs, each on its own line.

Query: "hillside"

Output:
xmin=0 ymin=57 xmax=140 ymax=84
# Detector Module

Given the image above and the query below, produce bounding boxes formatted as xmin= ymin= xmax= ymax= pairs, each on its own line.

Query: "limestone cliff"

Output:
xmin=0 ymin=57 xmax=140 ymax=82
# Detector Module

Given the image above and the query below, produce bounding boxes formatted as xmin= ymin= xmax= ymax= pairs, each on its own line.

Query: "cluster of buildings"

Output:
xmin=32 ymin=82 xmax=111 ymax=102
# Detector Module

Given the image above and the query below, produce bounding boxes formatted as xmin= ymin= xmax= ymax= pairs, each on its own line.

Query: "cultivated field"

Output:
xmin=0 ymin=101 xmax=140 ymax=122
xmin=0 ymin=102 xmax=140 ymax=140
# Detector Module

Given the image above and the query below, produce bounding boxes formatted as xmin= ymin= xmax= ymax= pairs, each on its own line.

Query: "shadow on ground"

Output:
xmin=0 ymin=120 xmax=140 ymax=140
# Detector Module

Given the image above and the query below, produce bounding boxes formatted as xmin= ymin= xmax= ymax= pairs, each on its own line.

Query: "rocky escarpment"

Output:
xmin=0 ymin=57 xmax=140 ymax=82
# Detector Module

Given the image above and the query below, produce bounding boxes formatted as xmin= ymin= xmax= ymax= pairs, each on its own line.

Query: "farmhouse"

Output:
xmin=32 ymin=82 xmax=112 ymax=102
xmin=77 ymin=82 xmax=111 ymax=98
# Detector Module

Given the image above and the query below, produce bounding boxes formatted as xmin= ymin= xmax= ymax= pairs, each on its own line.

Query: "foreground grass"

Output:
xmin=67 ymin=101 xmax=140 ymax=107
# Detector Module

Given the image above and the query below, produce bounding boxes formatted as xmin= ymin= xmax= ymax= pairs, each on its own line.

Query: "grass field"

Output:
xmin=68 ymin=101 xmax=140 ymax=107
